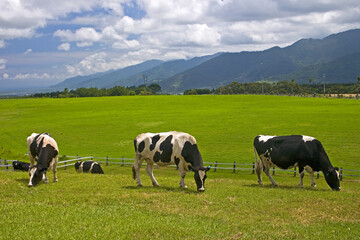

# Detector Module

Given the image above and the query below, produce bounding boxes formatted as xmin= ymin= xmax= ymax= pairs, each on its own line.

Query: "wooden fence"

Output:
xmin=1 ymin=156 xmax=360 ymax=180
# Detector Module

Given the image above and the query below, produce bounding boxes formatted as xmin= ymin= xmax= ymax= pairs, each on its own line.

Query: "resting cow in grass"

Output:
xmin=253 ymin=135 xmax=340 ymax=191
xmin=75 ymin=161 xmax=104 ymax=174
xmin=27 ymin=132 xmax=58 ymax=187
xmin=12 ymin=160 xmax=30 ymax=171
xmin=133 ymin=131 xmax=210 ymax=192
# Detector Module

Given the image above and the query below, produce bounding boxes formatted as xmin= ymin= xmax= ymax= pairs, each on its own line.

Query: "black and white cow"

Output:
xmin=133 ymin=131 xmax=210 ymax=192
xmin=27 ymin=132 xmax=59 ymax=187
xmin=75 ymin=161 xmax=104 ymax=174
xmin=12 ymin=161 xmax=30 ymax=171
xmin=253 ymin=135 xmax=340 ymax=191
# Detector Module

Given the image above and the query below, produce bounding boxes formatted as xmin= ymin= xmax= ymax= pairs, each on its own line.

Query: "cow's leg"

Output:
xmin=43 ymin=172 xmax=49 ymax=183
xmin=264 ymin=167 xmax=277 ymax=186
xmin=133 ymin=154 xmax=143 ymax=187
xmin=299 ymin=170 xmax=305 ymax=188
xmin=53 ymin=156 xmax=58 ymax=182
xmin=146 ymin=162 xmax=159 ymax=187
xmin=254 ymin=150 xmax=263 ymax=185
xmin=261 ymin=155 xmax=277 ymax=186
xmin=305 ymin=166 xmax=316 ymax=187
xmin=179 ymin=169 xmax=187 ymax=188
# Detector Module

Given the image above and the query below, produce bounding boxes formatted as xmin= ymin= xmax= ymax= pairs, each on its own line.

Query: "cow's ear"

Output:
xmin=206 ymin=166 xmax=211 ymax=172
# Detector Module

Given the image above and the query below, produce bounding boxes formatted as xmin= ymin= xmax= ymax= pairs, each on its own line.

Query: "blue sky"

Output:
xmin=1 ymin=0 xmax=360 ymax=90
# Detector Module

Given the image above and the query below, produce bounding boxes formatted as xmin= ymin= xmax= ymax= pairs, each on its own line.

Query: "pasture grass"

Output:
xmin=1 ymin=166 xmax=359 ymax=239
xmin=0 ymin=95 xmax=360 ymax=169
xmin=1 ymin=95 xmax=360 ymax=239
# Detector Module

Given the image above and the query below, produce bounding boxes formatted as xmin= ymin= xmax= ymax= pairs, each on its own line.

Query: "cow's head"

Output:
xmin=28 ymin=166 xmax=44 ymax=187
xmin=324 ymin=167 xmax=340 ymax=191
xmin=190 ymin=166 xmax=211 ymax=192
xmin=74 ymin=161 xmax=81 ymax=171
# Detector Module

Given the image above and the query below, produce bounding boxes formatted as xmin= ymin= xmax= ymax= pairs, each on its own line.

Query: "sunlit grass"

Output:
xmin=1 ymin=166 xmax=359 ymax=239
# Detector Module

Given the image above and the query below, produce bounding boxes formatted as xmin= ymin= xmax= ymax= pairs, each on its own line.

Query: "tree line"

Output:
xmin=184 ymin=80 xmax=360 ymax=97
xmin=28 ymin=84 xmax=162 ymax=98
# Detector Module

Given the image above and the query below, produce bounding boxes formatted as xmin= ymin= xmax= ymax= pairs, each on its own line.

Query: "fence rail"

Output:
xmin=1 ymin=156 xmax=360 ymax=180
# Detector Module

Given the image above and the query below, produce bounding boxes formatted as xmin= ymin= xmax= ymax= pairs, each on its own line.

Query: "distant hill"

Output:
xmin=52 ymin=53 xmax=220 ymax=90
xmin=52 ymin=29 xmax=360 ymax=93
xmin=108 ymin=53 xmax=222 ymax=88
xmin=52 ymin=60 xmax=163 ymax=90
xmin=161 ymin=29 xmax=360 ymax=92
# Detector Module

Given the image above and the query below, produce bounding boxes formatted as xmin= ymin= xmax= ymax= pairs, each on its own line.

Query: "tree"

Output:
xmin=148 ymin=83 xmax=161 ymax=94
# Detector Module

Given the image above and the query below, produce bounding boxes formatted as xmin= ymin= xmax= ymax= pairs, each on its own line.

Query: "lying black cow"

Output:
xmin=12 ymin=161 xmax=30 ymax=171
xmin=133 ymin=131 xmax=210 ymax=192
xmin=27 ymin=132 xmax=58 ymax=187
xmin=75 ymin=161 xmax=104 ymax=174
xmin=254 ymin=135 xmax=340 ymax=191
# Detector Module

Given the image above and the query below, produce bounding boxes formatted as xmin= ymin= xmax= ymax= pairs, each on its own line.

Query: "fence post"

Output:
xmin=64 ymin=157 xmax=67 ymax=170
xmin=340 ymin=167 xmax=343 ymax=181
xmin=252 ymin=162 xmax=255 ymax=174
xmin=91 ymin=155 xmax=93 ymax=161
xmin=272 ymin=167 xmax=275 ymax=175
xmin=294 ymin=167 xmax=296 ymax=177
xmin=214 ymin=161 xmax=217 ymax=172
xmin=122 ymin=156 xmax=124 ymax=166
xmin=233 ymin=162 xmax=236 ymax=173
xmin=317 ymin=172 xmax=320 ymax=179
xmin=5 ymin=159 xmax=8 ymax=170
xmin=106 ymin=156 xmax=108 ymax=166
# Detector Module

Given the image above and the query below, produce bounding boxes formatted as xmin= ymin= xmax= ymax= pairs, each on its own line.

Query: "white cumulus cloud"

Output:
xmin=58 ymin=43 xmax=70 ymax=51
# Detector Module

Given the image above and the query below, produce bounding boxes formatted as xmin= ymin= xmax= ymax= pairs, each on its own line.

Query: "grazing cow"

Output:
xmin=27 ymin=132 xmax=59 ymax=187
xmin=12 ymin=161 xmax=30 ymax=171
xmin=253 ymin=135 xmax=340 ymax=191
xmin=75 ymin=161 xmax=104 ymax=174
xmin=133 ymin=131 xmax=210 ymax=192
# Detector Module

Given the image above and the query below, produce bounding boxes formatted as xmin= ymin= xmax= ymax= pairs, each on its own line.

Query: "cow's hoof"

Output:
xmin=258 ymin=182 xmax=263 ymax=185
xmin=311 ymin=184 xmax=316 ymax=188
xmin=153 ymin=184 xmax=160 ymax=187
xmin=137 ymin=184 xmax=143 ymax=187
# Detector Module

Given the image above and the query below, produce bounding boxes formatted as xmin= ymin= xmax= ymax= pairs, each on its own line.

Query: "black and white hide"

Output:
xmin=133 ymin=131 xmax=210 ymax=192
xmin=74 ymin=161 xmax=104 ymax=174
xmin=12 ymin=161 xmax=30 ymax=171
xmin=254 ymin=135 xmax=340 ymax=190
xmin=27 ymin=132 xmax=59 ymax=187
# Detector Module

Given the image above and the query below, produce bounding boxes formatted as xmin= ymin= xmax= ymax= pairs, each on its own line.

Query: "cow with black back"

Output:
xmin=12 ymin=161 xmax=30 ymax=171
xmin=133 ymin=131 xmax=210 ymax=192
xmin=75 ymin=161 xmax=104 ymax=174
xmin=253 ymin=135 xmax=340 ymax=191
xmin=27 ymin=132 xmax=59 ymax=187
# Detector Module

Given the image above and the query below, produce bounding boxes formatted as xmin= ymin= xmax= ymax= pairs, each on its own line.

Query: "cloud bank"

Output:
xmin=0 ymin=0 xmax=359 ymax=89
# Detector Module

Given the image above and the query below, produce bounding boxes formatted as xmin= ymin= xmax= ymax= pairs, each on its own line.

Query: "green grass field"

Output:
xmin=1 ymin=95 xmax=360 ymax=239
xmin=1 ymin=166 xmax=359 ymax=239
xmin=0 ymin=95 xmax=359 ymax=168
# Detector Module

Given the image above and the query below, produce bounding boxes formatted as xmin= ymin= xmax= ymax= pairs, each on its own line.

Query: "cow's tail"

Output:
xmin=254 ymin=146 xmax=258 ymax=165
xmin=132 ymin=165 xmax=136 ymax=180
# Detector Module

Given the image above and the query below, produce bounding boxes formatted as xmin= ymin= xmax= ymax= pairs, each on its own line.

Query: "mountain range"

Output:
xmin=52 ymin=29 xmax=360 ymax=93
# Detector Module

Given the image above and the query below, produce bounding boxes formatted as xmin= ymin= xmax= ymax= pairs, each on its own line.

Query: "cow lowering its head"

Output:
xmin=253 ymin=135 xmax=340 ymax=191
xmin=75 ymin=161 xmax=104 ymax=174
xmin=27 ymin=132 xmax=59 ymax=187
xmin=132 ymin=131 xmax=210 ymax=192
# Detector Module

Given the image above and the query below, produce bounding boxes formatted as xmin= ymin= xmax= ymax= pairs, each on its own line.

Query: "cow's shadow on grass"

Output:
xmin=123 ymin=185 xmax=200 ymax=194
xmin=16 ymin=178 xmax=29 ymax=184
xmin=244 ymin=183 xmax=329 ymax=192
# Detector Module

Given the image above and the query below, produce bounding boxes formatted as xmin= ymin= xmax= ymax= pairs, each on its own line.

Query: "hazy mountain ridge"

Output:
xmin=52 ymin=29 xmax=360 ymax=93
